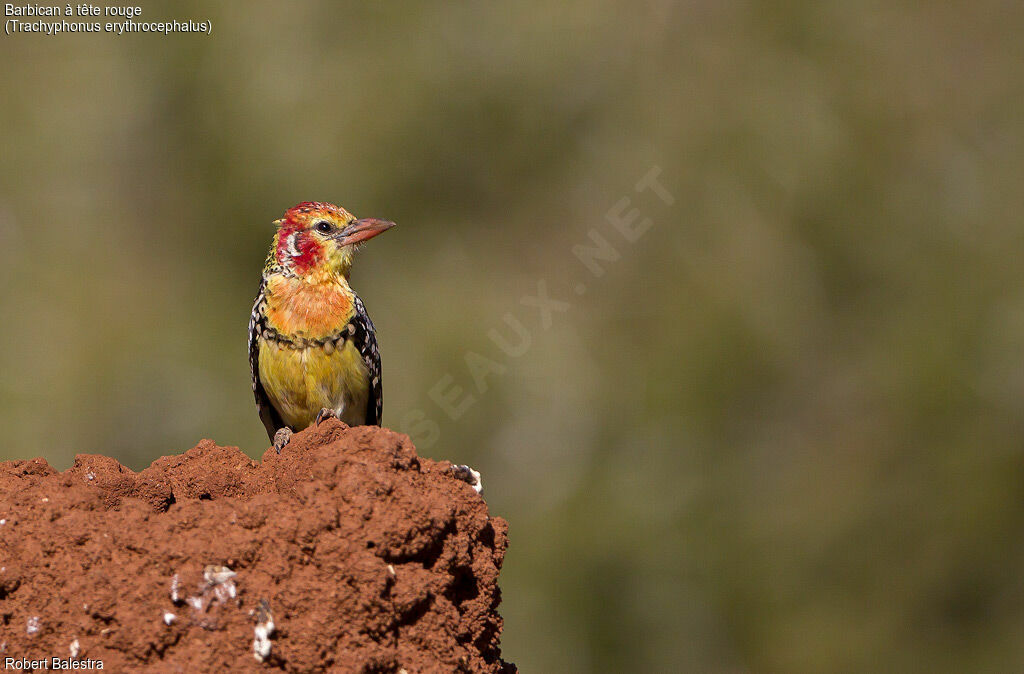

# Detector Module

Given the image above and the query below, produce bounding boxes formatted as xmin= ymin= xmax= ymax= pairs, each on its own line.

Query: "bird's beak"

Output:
xmin=335 ymin=218 xmax=396 ymax=246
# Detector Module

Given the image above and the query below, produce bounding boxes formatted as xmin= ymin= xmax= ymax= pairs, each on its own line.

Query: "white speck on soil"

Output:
xmin=26 ymin=616 xmax=40 ymax=636
xmin=252 ymin=601 xmax=274 ymax=662
xmin=452 ymin=464 xmax=484 ymax=493
xmin=204 ymin=565 xmax=238 ymax=605
xmin=163 ymin=612 xmax=176 ymax=625
xmin=212 ymin=582 xmax=236 ymax=604
xmin=69 ymin=638 xmax=80 ymax=658
xmin=203 ymin=565 xmax=237 ymax=585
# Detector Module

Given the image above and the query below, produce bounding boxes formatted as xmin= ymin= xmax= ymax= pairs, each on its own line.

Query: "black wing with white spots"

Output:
xmin=248 ymin=278 xmax=285 ymax=440
xmin=349 ymin=295 xmax=383 ymax=426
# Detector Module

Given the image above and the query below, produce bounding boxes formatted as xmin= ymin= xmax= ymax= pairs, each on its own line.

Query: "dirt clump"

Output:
xmin=0 ymin=420 xmax=514 ymax=672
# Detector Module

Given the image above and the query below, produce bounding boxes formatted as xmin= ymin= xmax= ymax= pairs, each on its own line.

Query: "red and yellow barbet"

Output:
xmin=248 ymin=202 xmax=395 ymax=450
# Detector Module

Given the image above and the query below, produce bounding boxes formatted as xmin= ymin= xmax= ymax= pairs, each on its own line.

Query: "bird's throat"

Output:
xmin=263 ymin=274 xmax=355 ymax=339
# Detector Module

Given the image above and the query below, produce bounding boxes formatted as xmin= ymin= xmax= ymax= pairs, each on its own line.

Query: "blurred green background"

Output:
xmin=2 ymin=1 xmax=1023 ymax=671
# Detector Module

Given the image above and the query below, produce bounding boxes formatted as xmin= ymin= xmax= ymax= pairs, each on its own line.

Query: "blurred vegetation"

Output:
xmin=2 ymin=1 xmax=1023 ymax=671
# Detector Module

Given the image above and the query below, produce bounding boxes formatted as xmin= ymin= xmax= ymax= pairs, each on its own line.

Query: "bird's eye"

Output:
xmin=314 ymin=221 xmax=333 ymax=234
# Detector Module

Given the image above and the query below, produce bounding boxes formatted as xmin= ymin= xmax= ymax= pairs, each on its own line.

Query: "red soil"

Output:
xmin=0 ymin=420 xmax=514 ymax=672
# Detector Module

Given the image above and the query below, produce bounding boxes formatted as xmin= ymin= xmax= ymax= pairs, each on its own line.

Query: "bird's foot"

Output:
xmin=450 ymin=464 xmax=483 ymax=494
xmin=272 ymin=427 xmax=293 ymax=454
xmin=315 ymin=408 xmax=337 ymax=426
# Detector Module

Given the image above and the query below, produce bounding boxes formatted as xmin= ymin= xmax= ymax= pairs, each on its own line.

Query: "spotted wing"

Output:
xmin=249 ymin=278 xmax=285 ymax=439
xmin=348 ymin=295 xmax=382 ymax=426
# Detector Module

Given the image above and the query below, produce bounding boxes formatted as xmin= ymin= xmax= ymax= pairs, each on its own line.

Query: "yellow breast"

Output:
xmin=258 ymin=337 xmax=369 ymax=429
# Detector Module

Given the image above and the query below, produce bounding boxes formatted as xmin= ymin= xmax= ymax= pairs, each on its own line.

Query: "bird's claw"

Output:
xmin=315 ymin=408 xmax=337 ymax=426
xmin=273 ymin=427 xmax=293 ymax=454
xmin=450 ymin=464 xmax=483 ymax=494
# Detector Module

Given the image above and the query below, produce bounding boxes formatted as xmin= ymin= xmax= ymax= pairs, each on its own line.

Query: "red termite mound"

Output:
xmin=0 ymin=420 xmax=514 ymax=672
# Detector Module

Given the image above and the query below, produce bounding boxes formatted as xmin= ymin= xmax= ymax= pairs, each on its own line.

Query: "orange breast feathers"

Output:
xmin=263 ymin=275 xmax=354 ymax=339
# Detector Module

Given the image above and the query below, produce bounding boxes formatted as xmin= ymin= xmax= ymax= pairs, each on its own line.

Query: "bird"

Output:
xmin=248 ymin=201 xmax=395 ymax=451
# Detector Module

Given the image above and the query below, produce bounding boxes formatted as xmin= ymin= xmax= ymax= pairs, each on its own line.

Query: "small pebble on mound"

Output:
xmin=0 ymin=420 xmax=514 ymax=673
